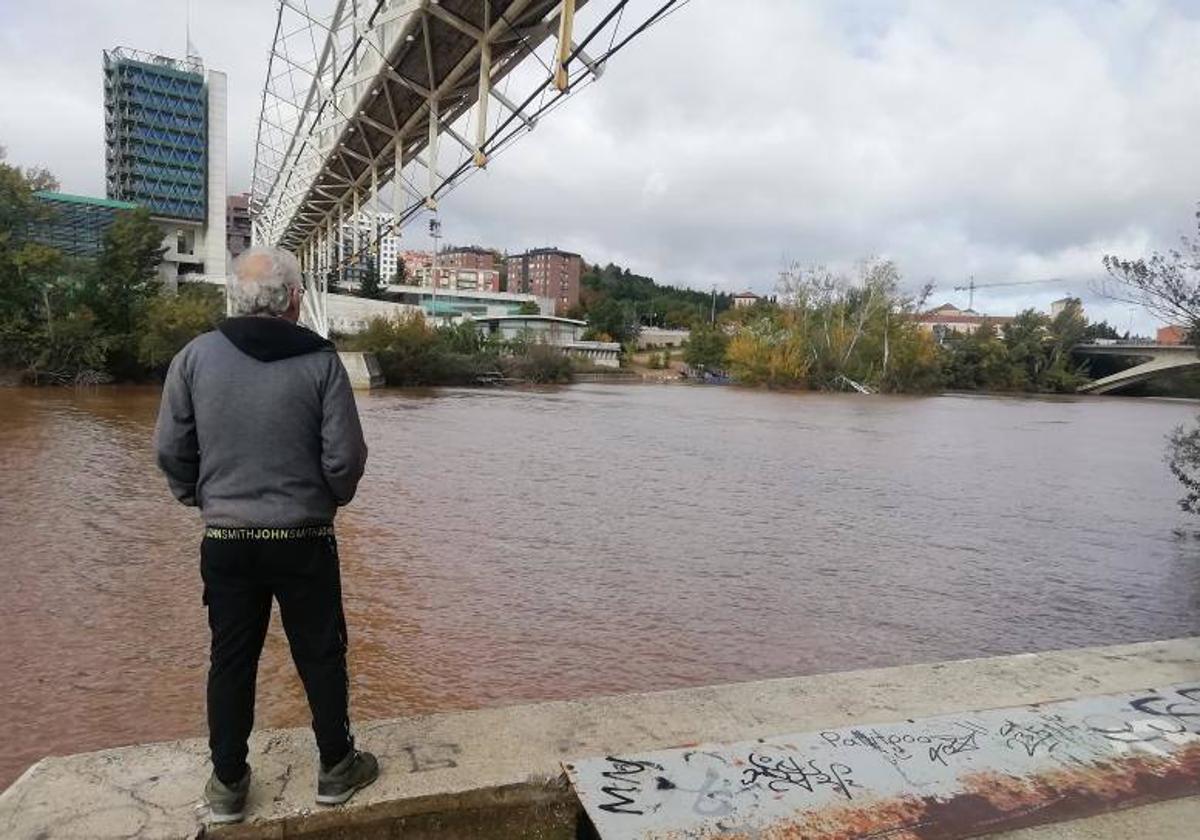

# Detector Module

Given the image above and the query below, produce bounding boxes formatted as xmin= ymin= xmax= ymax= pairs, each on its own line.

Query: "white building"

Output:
xmin=469 ymin=315 xmax=622 ymax=368
xmin=338 ymin=213 xmax=405 ymax=281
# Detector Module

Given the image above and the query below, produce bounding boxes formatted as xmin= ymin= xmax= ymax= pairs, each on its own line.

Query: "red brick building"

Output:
xmin=505 ymin=247 xmax=582 ymax=314
xmin=439 ymin=246 xmax=501 ymax=291
xmin=1157 ymin=325 xmax=1188 ymax=345
xmin=442 ymin=246 xmax=498 ymax=272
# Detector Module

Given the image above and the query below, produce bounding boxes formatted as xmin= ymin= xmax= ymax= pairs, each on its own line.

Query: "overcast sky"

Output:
xmin=2 ymin=0 xmax=1199 ymax=333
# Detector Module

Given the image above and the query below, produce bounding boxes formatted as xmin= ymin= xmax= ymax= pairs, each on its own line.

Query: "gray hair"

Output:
xmin=228 ymin=246 xmax=303 ymax=317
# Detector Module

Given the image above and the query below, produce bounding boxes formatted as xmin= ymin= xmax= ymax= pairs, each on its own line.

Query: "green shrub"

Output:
xmin=343 ymin=313 xmax=504 ymax=386
xmin=139 ymin=284 xmax=224 ymax=375
xmin=502 ymin=343 xmax=573 ymax=384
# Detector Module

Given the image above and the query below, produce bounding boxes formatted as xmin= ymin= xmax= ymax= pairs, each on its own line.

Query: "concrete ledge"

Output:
xmin=2 ymin=637 xmax=1198 ymax=839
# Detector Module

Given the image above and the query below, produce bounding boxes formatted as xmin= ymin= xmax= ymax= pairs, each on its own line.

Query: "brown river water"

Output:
xmin=3 ymin=384 xmax=1200 ymax=787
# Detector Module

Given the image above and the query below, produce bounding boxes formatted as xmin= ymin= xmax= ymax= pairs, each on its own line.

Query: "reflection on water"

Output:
xmin=2 ymin=384 xmax=1199 ymax=786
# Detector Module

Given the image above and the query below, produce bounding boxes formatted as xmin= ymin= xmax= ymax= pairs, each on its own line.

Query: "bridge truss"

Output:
xmin=250 ymin=0 xmax=684 ymax=334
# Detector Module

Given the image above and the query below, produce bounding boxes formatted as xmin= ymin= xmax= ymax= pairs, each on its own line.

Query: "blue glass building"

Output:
xmin=103 ymin=48 xmax=207 ymax=221
xmin=28 ymin=192 xmax=140 ymax=257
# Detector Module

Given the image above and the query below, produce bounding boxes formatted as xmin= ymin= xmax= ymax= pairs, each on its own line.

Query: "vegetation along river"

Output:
xmin=3 ymin=383 xmax=1200 ymax=786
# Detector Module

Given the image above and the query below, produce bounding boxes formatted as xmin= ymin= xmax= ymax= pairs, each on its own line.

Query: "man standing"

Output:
xmin=155 ymin=247 xmax=378 ymax=824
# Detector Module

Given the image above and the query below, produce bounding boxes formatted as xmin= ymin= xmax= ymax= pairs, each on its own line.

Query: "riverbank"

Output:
xmin=2 ymin=637 xmax=1197 ymax=839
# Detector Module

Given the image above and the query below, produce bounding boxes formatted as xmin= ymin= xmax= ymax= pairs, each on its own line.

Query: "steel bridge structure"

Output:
xmin=251 ymin=0 xmax=681 ymax=334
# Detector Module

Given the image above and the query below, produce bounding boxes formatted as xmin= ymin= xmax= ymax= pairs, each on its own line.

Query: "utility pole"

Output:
xmin=428 ymin=216 xmax=442 ymax=325
xmin=710 ymin=285 xmax=717 ymax=324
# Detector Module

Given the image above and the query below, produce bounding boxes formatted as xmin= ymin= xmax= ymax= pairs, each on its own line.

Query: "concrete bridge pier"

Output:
xmin=338 ymin=351 xmax=384 ymax=389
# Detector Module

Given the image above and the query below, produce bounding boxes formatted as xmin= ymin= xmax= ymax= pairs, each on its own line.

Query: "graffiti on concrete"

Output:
xmin=567 ymin=683 xmax=1200 ymax=839
xmin=742 ymin=754 xmax=856 ymax=799
xmin=596 ymin=756 xmax=661 ymax=815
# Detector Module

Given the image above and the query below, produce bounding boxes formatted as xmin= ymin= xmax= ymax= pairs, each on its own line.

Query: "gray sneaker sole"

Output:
xmin=315 ymin=773 xmax=378 ymax=806
xmin=206 ymin=809 xmax=246 ymax=825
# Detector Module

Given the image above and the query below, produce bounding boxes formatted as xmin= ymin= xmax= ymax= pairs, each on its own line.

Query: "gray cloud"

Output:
xmin=2 ymin=0 xmax=1198 ymax=333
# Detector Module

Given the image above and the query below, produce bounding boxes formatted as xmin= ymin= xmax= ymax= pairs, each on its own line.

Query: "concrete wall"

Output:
xmin=637 ymin=327 xmax=690 ymax=348
xmin=2 ymin=638 xmax=1197 ymax=839
xmin=326 ymin=294 xmax=423 ymax=335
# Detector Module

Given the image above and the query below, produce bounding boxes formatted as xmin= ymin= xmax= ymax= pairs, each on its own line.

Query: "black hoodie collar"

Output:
xmin=218 ymin=316 xmax=334 ymax=362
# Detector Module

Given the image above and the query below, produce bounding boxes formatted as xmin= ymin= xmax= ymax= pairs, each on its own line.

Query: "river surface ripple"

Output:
xmin=2 ymin=384 xmax=1200 ymax=786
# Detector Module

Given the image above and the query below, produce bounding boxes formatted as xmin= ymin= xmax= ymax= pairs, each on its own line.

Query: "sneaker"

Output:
xmin=316 ymin=750 xmax=379 ymax=806
xmin=204 ymin=768 xmax=250 ymax=824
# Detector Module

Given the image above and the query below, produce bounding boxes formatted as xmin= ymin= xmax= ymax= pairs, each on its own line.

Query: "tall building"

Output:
xmin=505 ymin=247 xmax=582 ymax=314
xmin=226 ymin=193 xmax=251 ymax=259
xmin=338 ymin=213 xmax=407 ymax=282
xmin=103 ymin=47 xmax=226 ymax=285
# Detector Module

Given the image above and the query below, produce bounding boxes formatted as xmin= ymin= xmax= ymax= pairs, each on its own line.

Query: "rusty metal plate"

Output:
xmin=565 ymin=683 xmax=1200 ymax=839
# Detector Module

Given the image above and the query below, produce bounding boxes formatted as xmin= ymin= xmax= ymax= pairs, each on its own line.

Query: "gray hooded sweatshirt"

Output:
xmin=154 ymin=316 xmax=368 ymax=527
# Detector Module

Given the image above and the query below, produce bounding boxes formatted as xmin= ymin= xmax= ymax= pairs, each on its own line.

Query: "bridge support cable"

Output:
xmin=251 ymin=0 xmax=685 ymax=336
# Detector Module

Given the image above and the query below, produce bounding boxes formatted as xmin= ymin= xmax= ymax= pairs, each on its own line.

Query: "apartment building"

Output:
xmin=505 ymin=247 xmax=582 ymax=314
xmin=226 ymin=193 xmax=251 ymax=259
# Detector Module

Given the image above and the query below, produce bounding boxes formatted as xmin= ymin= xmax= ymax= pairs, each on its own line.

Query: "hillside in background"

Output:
xmin=569 ymin=262 xmax=733 ymax=329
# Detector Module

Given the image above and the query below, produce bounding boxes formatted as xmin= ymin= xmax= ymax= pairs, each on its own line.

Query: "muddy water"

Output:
xmin=2 ymin=384 xmax=1199 ymax=786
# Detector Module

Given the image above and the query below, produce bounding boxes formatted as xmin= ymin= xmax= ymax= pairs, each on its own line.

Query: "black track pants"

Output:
xmin=201 ymin=533 xmax=353 ymax=784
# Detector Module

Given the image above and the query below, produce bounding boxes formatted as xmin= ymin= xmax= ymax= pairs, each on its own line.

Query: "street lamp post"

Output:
xmin=429 ymin=216 xmax=442 ymax=325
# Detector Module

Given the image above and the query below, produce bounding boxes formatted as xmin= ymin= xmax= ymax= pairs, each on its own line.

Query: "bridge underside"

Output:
xmin=251 ymin=0 xmax=692 ymax=335
xmin=255 ymin=0 xmax=584 ymax=251
xmin=1076 ymin=349 xmax=1200 ymax=394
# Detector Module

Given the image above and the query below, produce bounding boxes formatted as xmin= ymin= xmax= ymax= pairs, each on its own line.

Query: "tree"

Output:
xmin=1081 ymin=320 xmax=1123 ymax=341
xmin=358 ymin=258 xmax=383 ymax=299
xmin=1115 ymin=204 xmax=1200 ymax=511
xmin=81 ymin=207 xmax=167 ymax=378
xmin=1 ymin=148 xmax=222 ymax=383
xmin=585 ymin=297 xmax=640 ymax=344
xmin=576 ymin=260 xmax=730 ymax=324
xmin=942 ymin=321 xmax=1016 ymax=391
xmin=683 ymin=323 xmax=729 ymax=370
xmin=395 ymin=255 xmax=408 ymax=284
xmin=1167 ymin=419 xmax=1200 ymax=515
xmin=1042 ymin=299 xmax=1088 ymax=391
xmin=0 ymin=149 xmax=76 ymax=379
xmin=517 ymin=300 xmax=541 ymax=315
xmin=762 ymin=257 xmax=938 ymax=391
xmin=725 ymin=310 xmax=810 ymax=387
xmin=1102 ymin=203 xmax=1200 ymax=334
xmin=87 ymin=207 xmax=167 ymax=336
xmin=138 ymin=284 xmax=224 ymax=374
xmin=1001 ymin=309 xmax=1051 ymax=389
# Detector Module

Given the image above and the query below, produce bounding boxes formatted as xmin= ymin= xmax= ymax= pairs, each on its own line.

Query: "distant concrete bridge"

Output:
xmin=1074 ymin=343 xmax=1199 ymax=394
